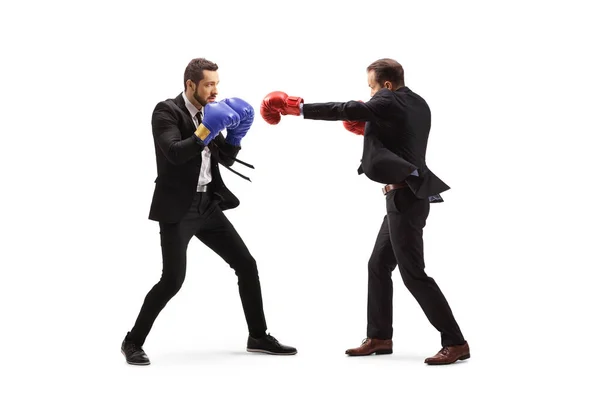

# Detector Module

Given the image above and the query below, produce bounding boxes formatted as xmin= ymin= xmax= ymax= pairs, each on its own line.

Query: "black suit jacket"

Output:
xmin=302 ymin=87 xmax=450 ymax=201
xmin=148 ymin=93 xmax=242 ymax=223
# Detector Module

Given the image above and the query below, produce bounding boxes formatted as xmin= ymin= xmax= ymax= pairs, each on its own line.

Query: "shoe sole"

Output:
xmin=346 ymin=349 xmax=393 ymax=356
xmin=246 ymin=348 xmax=297 ymax=355
xmin=121 ymin=349 xmax=151 ymax=365
xmin=425 ymin=353 xmax=470 ymax=365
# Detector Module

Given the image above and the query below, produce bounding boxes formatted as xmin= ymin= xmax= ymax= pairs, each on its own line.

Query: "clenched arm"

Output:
xmin=152 ymin=102 xmax=204 ymax=165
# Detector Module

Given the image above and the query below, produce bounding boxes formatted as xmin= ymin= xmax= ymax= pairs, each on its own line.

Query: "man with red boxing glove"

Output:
xmin=260 ymin=58 xmax=469 ymax=366
xmin=121 ymin=58 xmax=296 ymax=366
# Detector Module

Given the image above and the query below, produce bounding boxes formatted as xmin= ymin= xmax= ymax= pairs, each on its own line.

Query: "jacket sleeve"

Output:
xmin=301 ymin=89 xmax=394 ymax=121
xmin=152 ymin=101 xmax=205 ymax=165
xmin=211 ymin=132 xmax=241 ymax=167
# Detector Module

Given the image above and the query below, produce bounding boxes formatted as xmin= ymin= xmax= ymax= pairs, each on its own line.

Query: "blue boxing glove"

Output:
xmin=223 ymin=97 xmax=254 ymax=146
xmin=194 ymin=101 xmax=241 ymax=145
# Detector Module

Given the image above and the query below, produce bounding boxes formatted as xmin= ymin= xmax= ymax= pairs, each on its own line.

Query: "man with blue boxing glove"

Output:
xmin=121 ymin=58 xmax=296 ymax=366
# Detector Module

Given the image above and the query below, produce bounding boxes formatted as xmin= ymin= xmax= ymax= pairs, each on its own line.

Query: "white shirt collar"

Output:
xmin=182 ymin=91 xmax=203 ymax=119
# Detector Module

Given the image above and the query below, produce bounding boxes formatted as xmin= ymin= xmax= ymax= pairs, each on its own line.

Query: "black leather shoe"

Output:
xmin=121 ymin=334 xmax=150 ymax=366
xmin=247 ymin=333 xmax=297 ymax=355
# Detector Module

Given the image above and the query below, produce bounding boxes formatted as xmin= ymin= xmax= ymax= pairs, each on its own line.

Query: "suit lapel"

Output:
xmin=174 ymin=93 xmax=188 ymax=114
xmin=173 ymin=93 xmax=197 ymax=133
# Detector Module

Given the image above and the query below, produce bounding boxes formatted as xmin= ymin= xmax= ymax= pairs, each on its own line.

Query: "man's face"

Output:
xmin=190 ymin=70 xmax=219 ymax=107
xmin=367 ymin=70 xmax=383 ymax=97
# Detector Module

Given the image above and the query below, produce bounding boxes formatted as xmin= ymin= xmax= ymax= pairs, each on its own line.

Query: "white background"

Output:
xmin=1 ymin=0 xmax=599 ymax=398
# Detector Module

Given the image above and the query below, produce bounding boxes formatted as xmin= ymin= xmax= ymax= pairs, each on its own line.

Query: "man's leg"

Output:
xmin=366 ymin=216 xmax=398 ymax=340
xmin=122 ymin=195 xmax=201 ymax=365
xmin=345 ymin=216 xmax=396 ymax=356
xmin=386 ymin=188 xmax=469 ymax=364
xmin=127 ymin=222 xmax=195 ymax=343
xmin=195 ymin=206 xmax=296 ymax=355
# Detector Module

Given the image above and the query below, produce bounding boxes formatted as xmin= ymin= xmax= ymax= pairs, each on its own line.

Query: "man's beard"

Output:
xmin=193 ymin=91 xmax=207 ymax=107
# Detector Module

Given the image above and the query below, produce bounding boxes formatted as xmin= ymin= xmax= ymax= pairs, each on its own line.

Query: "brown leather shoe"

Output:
xmin=424 ymin=341 xmax=470 ymax=365
xmin=345 ymin=338 xmax=393 ymax=356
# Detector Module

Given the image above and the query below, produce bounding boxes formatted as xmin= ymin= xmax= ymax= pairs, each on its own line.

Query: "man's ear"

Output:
xmin=384 ymin=81 xmax=393 ymax=90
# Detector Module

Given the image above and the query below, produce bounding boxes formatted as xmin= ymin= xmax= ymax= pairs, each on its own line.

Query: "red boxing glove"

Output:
xmin=342 ymin=100 xmax=365 ymax=135
xmin=343 ymin=120 xmax=366 ymax=135
xmin=260 ymin=91 xmax=304 ymax=125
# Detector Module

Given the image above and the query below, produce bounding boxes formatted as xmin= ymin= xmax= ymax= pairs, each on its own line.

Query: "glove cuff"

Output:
xmin=195 ymin=124 xmax=211 ymax=140
xmin=284 ymin=96 xmax=304 ymax=116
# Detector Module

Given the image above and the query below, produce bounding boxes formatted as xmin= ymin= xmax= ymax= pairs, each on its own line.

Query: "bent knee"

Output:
xmin=399 ymin=266 xmax=431 ymax=288
xmin=368 ymin=257 xmax=395 ymax=275
xmin=230 ymin=254 xmax=258 ymax=275
xmin=159 ymin=275 xmax=185 ymax=295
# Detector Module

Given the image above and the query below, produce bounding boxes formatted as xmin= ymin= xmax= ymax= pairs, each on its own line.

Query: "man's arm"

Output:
xmin=302 ymin=91 xmax=392 ymax=121
xmin=211 ymin=133 xmax=240 ymax=167
xmin=260 ymin=89 xmax=394 ymax=124
xmin=152 ymin=102 xmax=204 ymax=165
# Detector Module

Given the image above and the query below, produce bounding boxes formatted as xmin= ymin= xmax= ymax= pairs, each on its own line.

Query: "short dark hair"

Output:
xmin=183 ymin=58 xmax=218 ymax=89
xmin=367 ymin=58 xmax=404 ymax=88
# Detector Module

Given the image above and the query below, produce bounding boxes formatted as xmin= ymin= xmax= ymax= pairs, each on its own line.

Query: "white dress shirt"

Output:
xmin=182 ymin=92 xmax=212 ymax=188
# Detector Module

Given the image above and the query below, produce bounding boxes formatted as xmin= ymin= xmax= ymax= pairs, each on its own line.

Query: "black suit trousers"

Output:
xmin=128 ymin=189 xmax=267 ymax=345
xmin=367 ymin=188 xmax=465 ymax=347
